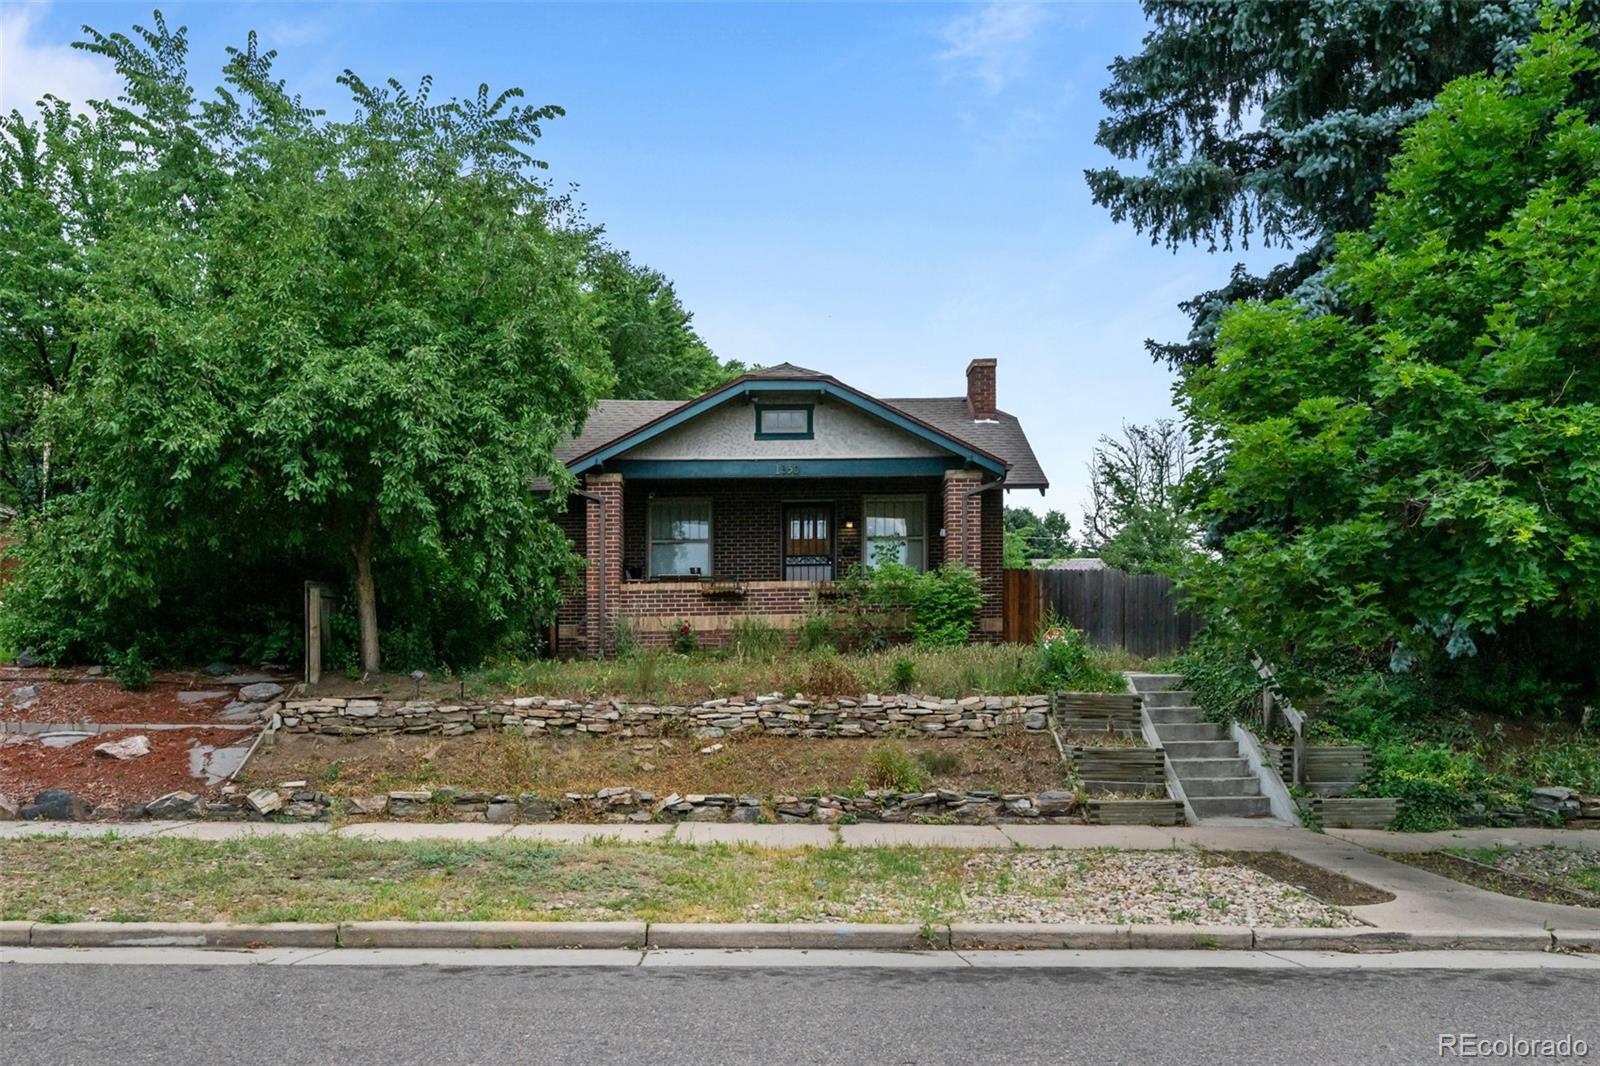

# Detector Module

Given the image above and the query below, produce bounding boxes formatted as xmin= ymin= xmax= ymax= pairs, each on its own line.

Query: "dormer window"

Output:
xmin=754 ymin=403 xmax=813 ymax=440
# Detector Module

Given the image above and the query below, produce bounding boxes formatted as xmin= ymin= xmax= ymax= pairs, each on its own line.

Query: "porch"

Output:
xmin=555 ymin=469 xmax=1003 ymax=656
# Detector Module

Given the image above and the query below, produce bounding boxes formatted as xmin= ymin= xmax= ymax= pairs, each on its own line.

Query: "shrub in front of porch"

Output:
xmin=832 ymin=562 xmax=985 ymax=648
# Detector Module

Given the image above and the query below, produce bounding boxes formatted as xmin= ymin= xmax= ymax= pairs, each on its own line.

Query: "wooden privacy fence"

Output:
xmin=1002 ymin=566 xmax=1199 ymax=656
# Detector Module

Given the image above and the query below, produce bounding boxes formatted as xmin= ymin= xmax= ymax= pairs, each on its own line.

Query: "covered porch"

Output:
xmin=556 ymin=464 xmax=1003 ymax=657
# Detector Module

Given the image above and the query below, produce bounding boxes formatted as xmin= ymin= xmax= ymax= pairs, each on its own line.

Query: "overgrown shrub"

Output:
xmin=1035 ymin=622 xmax=1123 ymax=692
xmin=107 ymin=645 xmax=151 ymax=692
xmin=834 ymin=562 xmax=985 ymax=648
xmin=669 ymin=620 xmax=696 ymax=654
xmin=728 ymin=617 xmax=782 ymax=661
xmin=803 ymin=651 xmax=861 ymax=698
xmin=890 ymin=657 xmax=916 ymax=693
xmin=864 ymin=741 xmax=930 ymax=792
xmin=796 ymin=610 xmax=837 ymax=653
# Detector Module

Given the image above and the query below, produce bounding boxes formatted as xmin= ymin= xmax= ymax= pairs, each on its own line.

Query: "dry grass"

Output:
xmin=0 ymin=837 xmax=1349 ymax=927
xmin=243 ymin=731 xmax=1069 ymax=801
xmin=307 ymin=643 xmax=1136 ymax=705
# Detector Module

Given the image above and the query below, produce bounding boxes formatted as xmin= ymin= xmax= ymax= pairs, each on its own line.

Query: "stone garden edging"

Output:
xmin=107 ymin=780 xmax=1084 ymax=825
xmin=277 ymin=693 xmax=1052 ymax=739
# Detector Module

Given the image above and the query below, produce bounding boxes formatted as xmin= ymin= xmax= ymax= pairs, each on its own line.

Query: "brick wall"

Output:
xmin=552 ymin=474 xmax=1005 ymax=654
xmin=621 ymin=477 xmax=947 ymax=580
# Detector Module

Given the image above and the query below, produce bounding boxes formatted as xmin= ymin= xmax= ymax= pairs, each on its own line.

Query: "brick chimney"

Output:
xmin=966 ymin=358 xmax=997 ymax=420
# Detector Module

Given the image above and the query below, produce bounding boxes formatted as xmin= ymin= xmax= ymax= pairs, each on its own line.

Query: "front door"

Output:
xmin=783 ymin=504 xmax=833 ymax=581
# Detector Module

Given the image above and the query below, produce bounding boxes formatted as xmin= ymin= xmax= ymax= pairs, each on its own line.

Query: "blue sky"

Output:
xmin=2 ymin=1 xmax=1285 ymax=524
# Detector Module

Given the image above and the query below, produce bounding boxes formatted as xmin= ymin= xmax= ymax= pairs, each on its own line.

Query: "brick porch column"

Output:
xmin=583 ymin=472 xmax=624 ymax=657
xmin=942 ymin=469 xmax=985 ymax=570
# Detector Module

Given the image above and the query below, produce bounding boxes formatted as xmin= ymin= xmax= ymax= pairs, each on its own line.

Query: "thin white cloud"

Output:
xmin=936 ymin=2 xmax=1052 ymax=93
xmin=0 ymin=3 xmax=121 ymax=116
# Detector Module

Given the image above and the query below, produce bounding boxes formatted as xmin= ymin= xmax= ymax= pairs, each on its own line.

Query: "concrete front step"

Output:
xmin=1124 ymin=673 xmax=1184 ymax=692
xmin=1162 ymin=740 xmax=1241 ymax=759
xmin=1188 ymin=795 xmax=1273 ymax=819
xmin=1152 ymin=722 xmax=1227 ymax=742
xmin=1144 ymin=706 xmax=1203 ymax=724
xmin=1176 ymin=776 xmax=1262 ymax=798
xmin=1141 ymin=690 xmax=1196 ymax=708
xmin=1170 ymin=757 xmax=1251 ymax=778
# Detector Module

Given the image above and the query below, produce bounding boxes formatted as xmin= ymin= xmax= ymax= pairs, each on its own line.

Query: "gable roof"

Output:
xmin=556 ymin=363 xmax=1049 ymax=490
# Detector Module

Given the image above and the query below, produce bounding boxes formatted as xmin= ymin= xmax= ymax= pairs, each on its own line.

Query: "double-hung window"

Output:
xmin=648 ymin=499 xmax=712 ymax=577
xmin=863 ymin=495 xmax=926 ymax=571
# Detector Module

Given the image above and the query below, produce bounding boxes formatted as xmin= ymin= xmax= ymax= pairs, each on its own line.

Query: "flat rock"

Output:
xmin=238 ymin=682 xmax=285 ymax=702
xmin=346 ymin=795 xmax=389 ymax=816
xmin=202 ymin=662 xmax=230 ymax=677
xmin=176 ymin=690 xmax=229 ymax=704
xmin=39 ymin=732 xmax=91 ymax=749
xmin=145 ymin=791 xmax=204 ymax=818
xmin=219 ymin=700 xmax=260 ymax=721
xmin=94 ymin=735 xmax=151 ymax=760
xmin=246 ymin=788 xmax=284 ymax=815
xmin=22 ymin=789 xmax=93 ymax=821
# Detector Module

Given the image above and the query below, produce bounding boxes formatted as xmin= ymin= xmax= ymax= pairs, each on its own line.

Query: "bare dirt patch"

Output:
xmin=0 ymin=727 xmax=249 ymax=807
xmin=1215 ymin=850 xmax=1394 ymax=906
xmin=243 ymin=731 xmax=1068 ymax=799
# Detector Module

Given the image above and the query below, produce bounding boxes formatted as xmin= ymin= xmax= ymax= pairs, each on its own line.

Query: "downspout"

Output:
xmin=575 ymin=488 xmax=606 ymax=659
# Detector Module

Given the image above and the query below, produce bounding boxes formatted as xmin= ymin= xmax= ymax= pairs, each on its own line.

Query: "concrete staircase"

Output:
xmin=1129 ymin=674 xmax=1274 ymax=823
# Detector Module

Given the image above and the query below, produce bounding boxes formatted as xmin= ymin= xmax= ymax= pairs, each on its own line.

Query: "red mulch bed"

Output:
xmin=0 ymin=727 xmax=247 ymax=808
xmin=1 ymin=673 xmax=254 ymax=725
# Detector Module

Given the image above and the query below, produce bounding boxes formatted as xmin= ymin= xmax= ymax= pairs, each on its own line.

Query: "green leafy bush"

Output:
xmin=890 ymin=657 xmax=916 ymax=693
xmin=864 ymin=741 xmax=930 ymax=792
xmin=669 ymin=620 xmax=697 ymax=655
xmin=1035 ymin=622 xmax=1124 ymax=692
xmin=107 ymin=645 xmax=151 ymax=692
xmin=835 ymin=562 xmax=985 ymax=648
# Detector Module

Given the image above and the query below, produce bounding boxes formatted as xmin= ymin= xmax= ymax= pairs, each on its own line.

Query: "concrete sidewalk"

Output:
xmin=5 ymin=819 xmax=1591 ymax=852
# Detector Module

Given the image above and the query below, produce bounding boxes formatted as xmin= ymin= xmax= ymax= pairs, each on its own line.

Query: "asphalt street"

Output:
xmin=4 ymin=957 xmax=1597 ymax=1066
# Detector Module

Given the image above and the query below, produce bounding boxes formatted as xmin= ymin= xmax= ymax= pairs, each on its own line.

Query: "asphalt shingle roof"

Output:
xmin=551 ymin=366 xmax=1050 ymax=491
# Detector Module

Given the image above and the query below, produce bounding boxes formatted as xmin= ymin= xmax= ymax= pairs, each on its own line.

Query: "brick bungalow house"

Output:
xmin=550 ymin=359 xmax=1048 ymax=656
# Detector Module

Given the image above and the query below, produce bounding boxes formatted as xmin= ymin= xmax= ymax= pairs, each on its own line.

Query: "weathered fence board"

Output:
xmin=1004 ymin=566 xmax=1199 ymax=656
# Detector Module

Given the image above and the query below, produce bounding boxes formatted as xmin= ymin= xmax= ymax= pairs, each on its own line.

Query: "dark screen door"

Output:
xmin=783 ymin=504 xmax=833 ymax=581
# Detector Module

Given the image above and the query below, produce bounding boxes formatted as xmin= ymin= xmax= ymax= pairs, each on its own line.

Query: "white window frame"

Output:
xmin=648 ymin=497 xmax=713 ymax=578
xmin=862 ymin=494 xmax=927 ymax=572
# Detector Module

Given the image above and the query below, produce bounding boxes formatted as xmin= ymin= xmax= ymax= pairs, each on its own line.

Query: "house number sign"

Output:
xmin=775 ymin=463 xmax=801 ymax=476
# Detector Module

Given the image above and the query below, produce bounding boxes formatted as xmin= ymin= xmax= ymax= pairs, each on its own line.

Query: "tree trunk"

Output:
xmin=353 ymin=504 xmax=381 ymax=674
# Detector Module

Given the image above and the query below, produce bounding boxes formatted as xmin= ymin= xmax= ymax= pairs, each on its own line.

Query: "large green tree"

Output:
xmin=585 ymin=246 xmax=745 ymax=400
xmin=1083 ymin=419 xmax=1193 ymax=574
xmin=1180 ymin=10 xmax=1600 ymax=686
xmin=1090 ymin=0 xmax=1576 ymax=367
xmin=1 ymin=15 xmax=614 ymax=671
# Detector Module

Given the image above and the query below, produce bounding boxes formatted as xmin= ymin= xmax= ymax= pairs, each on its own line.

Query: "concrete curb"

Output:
xmin=1 ymin=921 xmax=1588 ymax=952
xmin=647 ymin=923 xmax=938 ymax=950
xmin=338 ymin=921 xmax=646 ymax=949
xmin=26 ymin=922 xmax=337 ymax=948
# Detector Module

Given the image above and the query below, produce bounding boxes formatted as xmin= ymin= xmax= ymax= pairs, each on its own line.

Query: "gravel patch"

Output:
xmin=1474 ymin=845 xmax=1600 ymax=895
xmin=785 ymin=849 xmax=1358 ymax=927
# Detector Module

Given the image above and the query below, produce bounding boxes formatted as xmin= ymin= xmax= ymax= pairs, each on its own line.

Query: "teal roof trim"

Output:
xmin=567 ymin=379 xmax=1008 ymax=479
